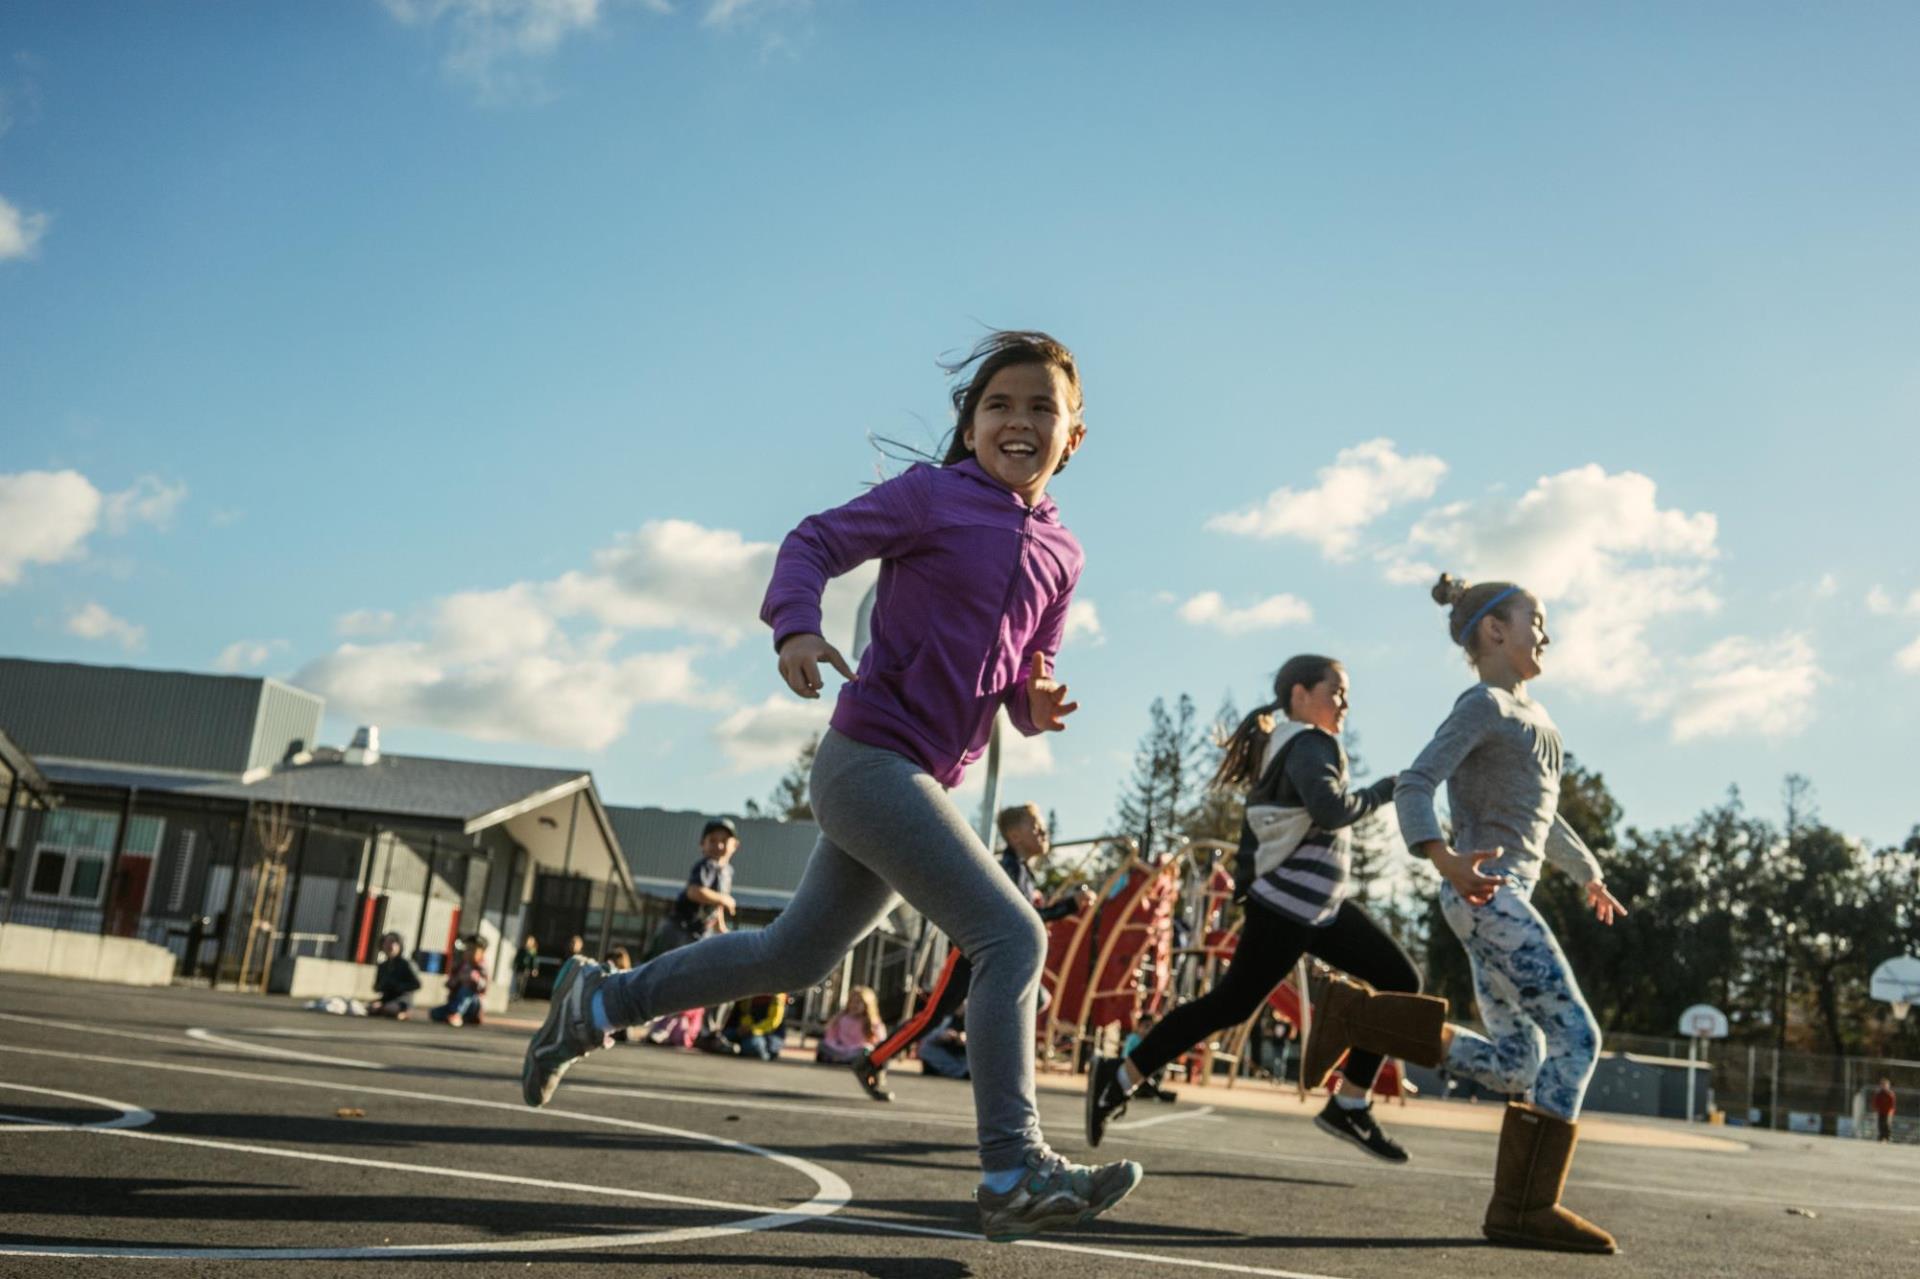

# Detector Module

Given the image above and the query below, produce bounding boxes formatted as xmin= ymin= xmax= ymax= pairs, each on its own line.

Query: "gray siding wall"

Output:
xmin=0 ymin=659 xmax=315 ymax=776
xmin=607 ymin=806 xmax=819 ymax=894
xmin=248 ymin=681 xmax=325 ymax=774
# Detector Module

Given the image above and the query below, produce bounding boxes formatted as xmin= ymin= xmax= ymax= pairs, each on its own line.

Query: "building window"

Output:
xmin=28 ymin=808 xmax=165 ymax=905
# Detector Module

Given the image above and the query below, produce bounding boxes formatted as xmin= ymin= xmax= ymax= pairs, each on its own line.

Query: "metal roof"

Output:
xmin=36 ymin=751 xmax=584 ymax=829
xmin=205 ymin=755 xmax=593 ymax=828
xmin=0 ymin=657 xmax=322 ymax=777
xmin=606 ymin=806 xmax=821 ymax=895
xmin=0 ymin=727 xmax=54 ymax=805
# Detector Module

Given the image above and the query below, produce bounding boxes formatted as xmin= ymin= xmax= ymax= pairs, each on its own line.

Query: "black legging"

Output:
xmin=1125 ymin=899 xmax=1421 ymax=1090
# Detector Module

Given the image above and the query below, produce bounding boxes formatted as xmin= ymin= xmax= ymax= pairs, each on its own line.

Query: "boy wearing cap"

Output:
xmin=647 ymin=819 xmax=741 ymax=959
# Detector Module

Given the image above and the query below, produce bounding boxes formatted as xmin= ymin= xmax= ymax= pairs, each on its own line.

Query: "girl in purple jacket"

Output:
xmin=521 ymin=331 xmax=1143 ymax=1241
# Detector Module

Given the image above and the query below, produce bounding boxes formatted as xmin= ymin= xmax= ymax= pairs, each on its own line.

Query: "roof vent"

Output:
xmin=345 ymin=725 xmax=381 ymax=767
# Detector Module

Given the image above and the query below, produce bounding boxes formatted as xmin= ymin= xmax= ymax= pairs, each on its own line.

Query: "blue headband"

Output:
xmin=1454 ymin=586 xmax=1520 ymax=645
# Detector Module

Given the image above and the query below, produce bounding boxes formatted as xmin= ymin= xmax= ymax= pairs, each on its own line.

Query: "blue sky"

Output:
xmin=3 ymin=1 xmax=1917 ymax=857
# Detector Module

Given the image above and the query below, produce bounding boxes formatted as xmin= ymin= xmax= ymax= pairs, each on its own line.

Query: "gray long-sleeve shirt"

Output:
xmin=1395 ymin=683 xmax=1603 ymax=889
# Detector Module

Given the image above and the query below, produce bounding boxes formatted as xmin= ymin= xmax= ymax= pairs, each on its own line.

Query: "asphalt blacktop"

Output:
xmin=1 ymin=973 xmax=1914 ymax=1278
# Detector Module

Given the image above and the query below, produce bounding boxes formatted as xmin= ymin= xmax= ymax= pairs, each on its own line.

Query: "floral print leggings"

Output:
xmin=1439 ymin=880 xmax=1601 ymax=1120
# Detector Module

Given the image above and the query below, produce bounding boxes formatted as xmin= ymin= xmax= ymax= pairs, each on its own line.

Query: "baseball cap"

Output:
xmin=702 ymin=817 xmax=739 ymax=839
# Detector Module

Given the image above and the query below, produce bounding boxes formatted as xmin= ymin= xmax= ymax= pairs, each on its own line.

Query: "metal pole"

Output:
xmin=1747 ymin=1043 xmax=1757 ymax=1123
xmin=277 ymin=813 xmax=312 ymax=959
xmin=975 ymin=717 xmax=1003 ymax=849
xmin=1687 ymin=1036 xmax=1699 ymax=1122
xmin=596 ymin=866 xmax=615 ymax=957
xmin=560 ymin=790 xmax=580 ymax=876
xmin=97 ymin=786 xmax=138 ymax=937
xmin=1770 ymin=1045 xmax=1782 ymax=1131
xmin=415 ymin=835 xmax=439 ymax=957
xmin=0 ymin=775 xmax=20 ymax=927
xmin=211 ymin=801 xmax=252 ymax=988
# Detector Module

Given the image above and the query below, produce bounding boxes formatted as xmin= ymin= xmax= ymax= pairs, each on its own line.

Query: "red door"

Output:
xmin=106 ymin=856 xmax=153 ymax=937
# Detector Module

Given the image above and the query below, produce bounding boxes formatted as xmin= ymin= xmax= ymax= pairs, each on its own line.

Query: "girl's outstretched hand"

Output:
xmin=1429 ymin=844 xmax=1506 ymax=906
xmin=778 ymin=633 xmax=854 ymax=699
xmin=1586 ymin=880 xmax=1627 ymax=926
xmin=1026 ymin=652 xmax=1080 ymax=731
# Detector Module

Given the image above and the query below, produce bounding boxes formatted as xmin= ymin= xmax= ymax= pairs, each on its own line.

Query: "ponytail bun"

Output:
xmin=1432 ymin=573 xmax=1469 ymax=608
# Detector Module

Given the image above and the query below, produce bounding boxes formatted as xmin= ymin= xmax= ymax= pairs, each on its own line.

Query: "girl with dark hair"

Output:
xmin=1396 ymin=573 xmax=1628 ymax=1254
xmin=519 ymin=331 xmax=1142 ymax=1243
xmin=1085 ymin=656 xmax=1449 ymax=1164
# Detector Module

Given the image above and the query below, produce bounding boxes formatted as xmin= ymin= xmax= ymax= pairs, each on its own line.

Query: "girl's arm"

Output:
xmin=1283 ymin=733 xmax=1393 ymax=832
xmin=1544 ymin=814 xmax=1604 ymax=886
xmin=1006 ymin=575 xmax=1080 ymax=735
xmin=759 ymin=468 xmax=934 ymax=651
xmin=1548 ymin=814 xmax=1628 ymax=923
xmin=1394 ymin=689 xmax=1506 ymax=904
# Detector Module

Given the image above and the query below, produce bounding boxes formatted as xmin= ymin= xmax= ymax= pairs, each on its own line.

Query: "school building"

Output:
xmin=0 ymin=656 xmax=877 ymax=1008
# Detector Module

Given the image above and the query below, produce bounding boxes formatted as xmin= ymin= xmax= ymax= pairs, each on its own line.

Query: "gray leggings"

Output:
xmin=599 ymin=729 xmax=1048 ymax=1172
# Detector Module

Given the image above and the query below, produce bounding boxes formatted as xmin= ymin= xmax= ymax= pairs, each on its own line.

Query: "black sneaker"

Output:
xmin=1084 ymin=1053 xmax=1131 ymax=1149
xmin=1313 ymin=1097 xmax=1409 ymax=1164
xmin=851 ymin=1050 xmax=895 ymax=1103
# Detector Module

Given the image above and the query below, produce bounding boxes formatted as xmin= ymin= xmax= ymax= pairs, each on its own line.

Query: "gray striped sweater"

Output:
xmin=1238 ymin=723 xmax=1396 ymax=926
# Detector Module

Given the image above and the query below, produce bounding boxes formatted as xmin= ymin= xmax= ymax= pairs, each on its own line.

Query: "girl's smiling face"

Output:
xmin=1481 ymin=593 xmax=1550 ymax=682
xmin=1289 ymin=664 xmax=1350 ymax=735
xmin=962 ymin=361 xmax=1086 ymax=505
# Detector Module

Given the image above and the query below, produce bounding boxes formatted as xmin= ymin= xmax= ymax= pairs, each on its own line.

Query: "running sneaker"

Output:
xmin=1083 ymin=1053 xmax=1130 ymax=1149
xmin=976 ymin=1147 xmax=1144 ymax=1243
xmin=851 ymin=1050 xmax=895 ymax=1103
xmin=521 ymin=957 xmax=614 ymax=1108
xmin=1313 ymin=1097 xmax=1410 ymax=1164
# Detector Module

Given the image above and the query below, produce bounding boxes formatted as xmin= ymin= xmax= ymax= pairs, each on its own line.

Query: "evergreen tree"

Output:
xmin=742 ymin=734 xmax=819 ymax=822
xmin=1111 ymin=693 xmax=1208 ymax=859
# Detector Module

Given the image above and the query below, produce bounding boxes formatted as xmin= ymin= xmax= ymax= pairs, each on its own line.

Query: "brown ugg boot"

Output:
xmin=1482 ymin=1102 xmax=1617 ymax=1254
xmin=1300 ymin=977 xmax=1449 ymax=1090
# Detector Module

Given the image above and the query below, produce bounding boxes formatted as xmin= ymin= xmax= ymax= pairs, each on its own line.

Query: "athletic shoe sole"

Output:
xmin=981 ymin=1162 xmax=1145 ymax=1243
xmin=521 ymin=955 xmax=591 ymax=1108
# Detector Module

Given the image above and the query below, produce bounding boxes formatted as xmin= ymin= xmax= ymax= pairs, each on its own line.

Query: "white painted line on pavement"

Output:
xmin=1112 ymin=1104 xmax=1218 ymax=1131
xmin=0 ymin=1081 xmax=155 ymax=1133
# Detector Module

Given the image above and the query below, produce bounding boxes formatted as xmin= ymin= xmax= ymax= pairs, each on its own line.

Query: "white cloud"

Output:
xmin=1207 ymin=439 xmax=1447 ymax=559
xmin=298 ymin=639 xmax=709 ymax=752
xmin=0 ymin=469 xmax=101 ymax=586
xmin=215 ymin=639 xmax=288 ymax=673
xmin=1064 ymin=599 xmax=1103 ymax=645
xmin=548 ymin=517 xmax=874 ymax=647
xmin=1395 ymin=465 xmax=1720 ymax=696
xmin=712 ymin=694 xmax=833 ymax=772
xmin=299 ymin=516 xmax=878 ymax=752
xmin=104 ymin=476 xmax=187 ymax=534
xmin=1866 ymin=585 xmax=1920 ymax=617
xmin=65 ymin=602 xmax=145 ymax=652
xmin=381 ymin=0 xmax=668 ymax=95
xmin=335 ymin=609 xmax=398 ymax=639
xmin=0 ymin=194 xmax=49 ymax=262
xmin=1897 ymin=636 xmax=1920 ymax=675
xmin=1813 ymin=573 xmax=1838 ymax=599
xmin=1177 ymin=591 xmax=1313 ymax=635
xmin=1669 ymin=634 xmax=1822 ymax=743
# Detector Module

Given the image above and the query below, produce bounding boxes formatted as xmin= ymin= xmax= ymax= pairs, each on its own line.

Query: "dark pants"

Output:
xmin=1878 ymin=1114 xmax=1893 ymax=1142
xmin=1125 ymin=899 xmax=1421 ymax=1090
xmin=869 ymin=948 xmax=973 ymax=1067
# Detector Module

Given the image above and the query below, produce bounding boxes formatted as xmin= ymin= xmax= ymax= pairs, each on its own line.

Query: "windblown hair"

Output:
xmin=1211 ymin=654 xmax=1343 ymax=791
xmin=1432 ymin=573 xmax=1525 ymax=658
xmin=938 ymin=330 xmax=1084 ymax=473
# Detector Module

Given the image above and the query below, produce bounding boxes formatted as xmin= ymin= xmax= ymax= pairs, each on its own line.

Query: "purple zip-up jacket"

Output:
xmin=760 ymin=458 xmax=1083 ymax=788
